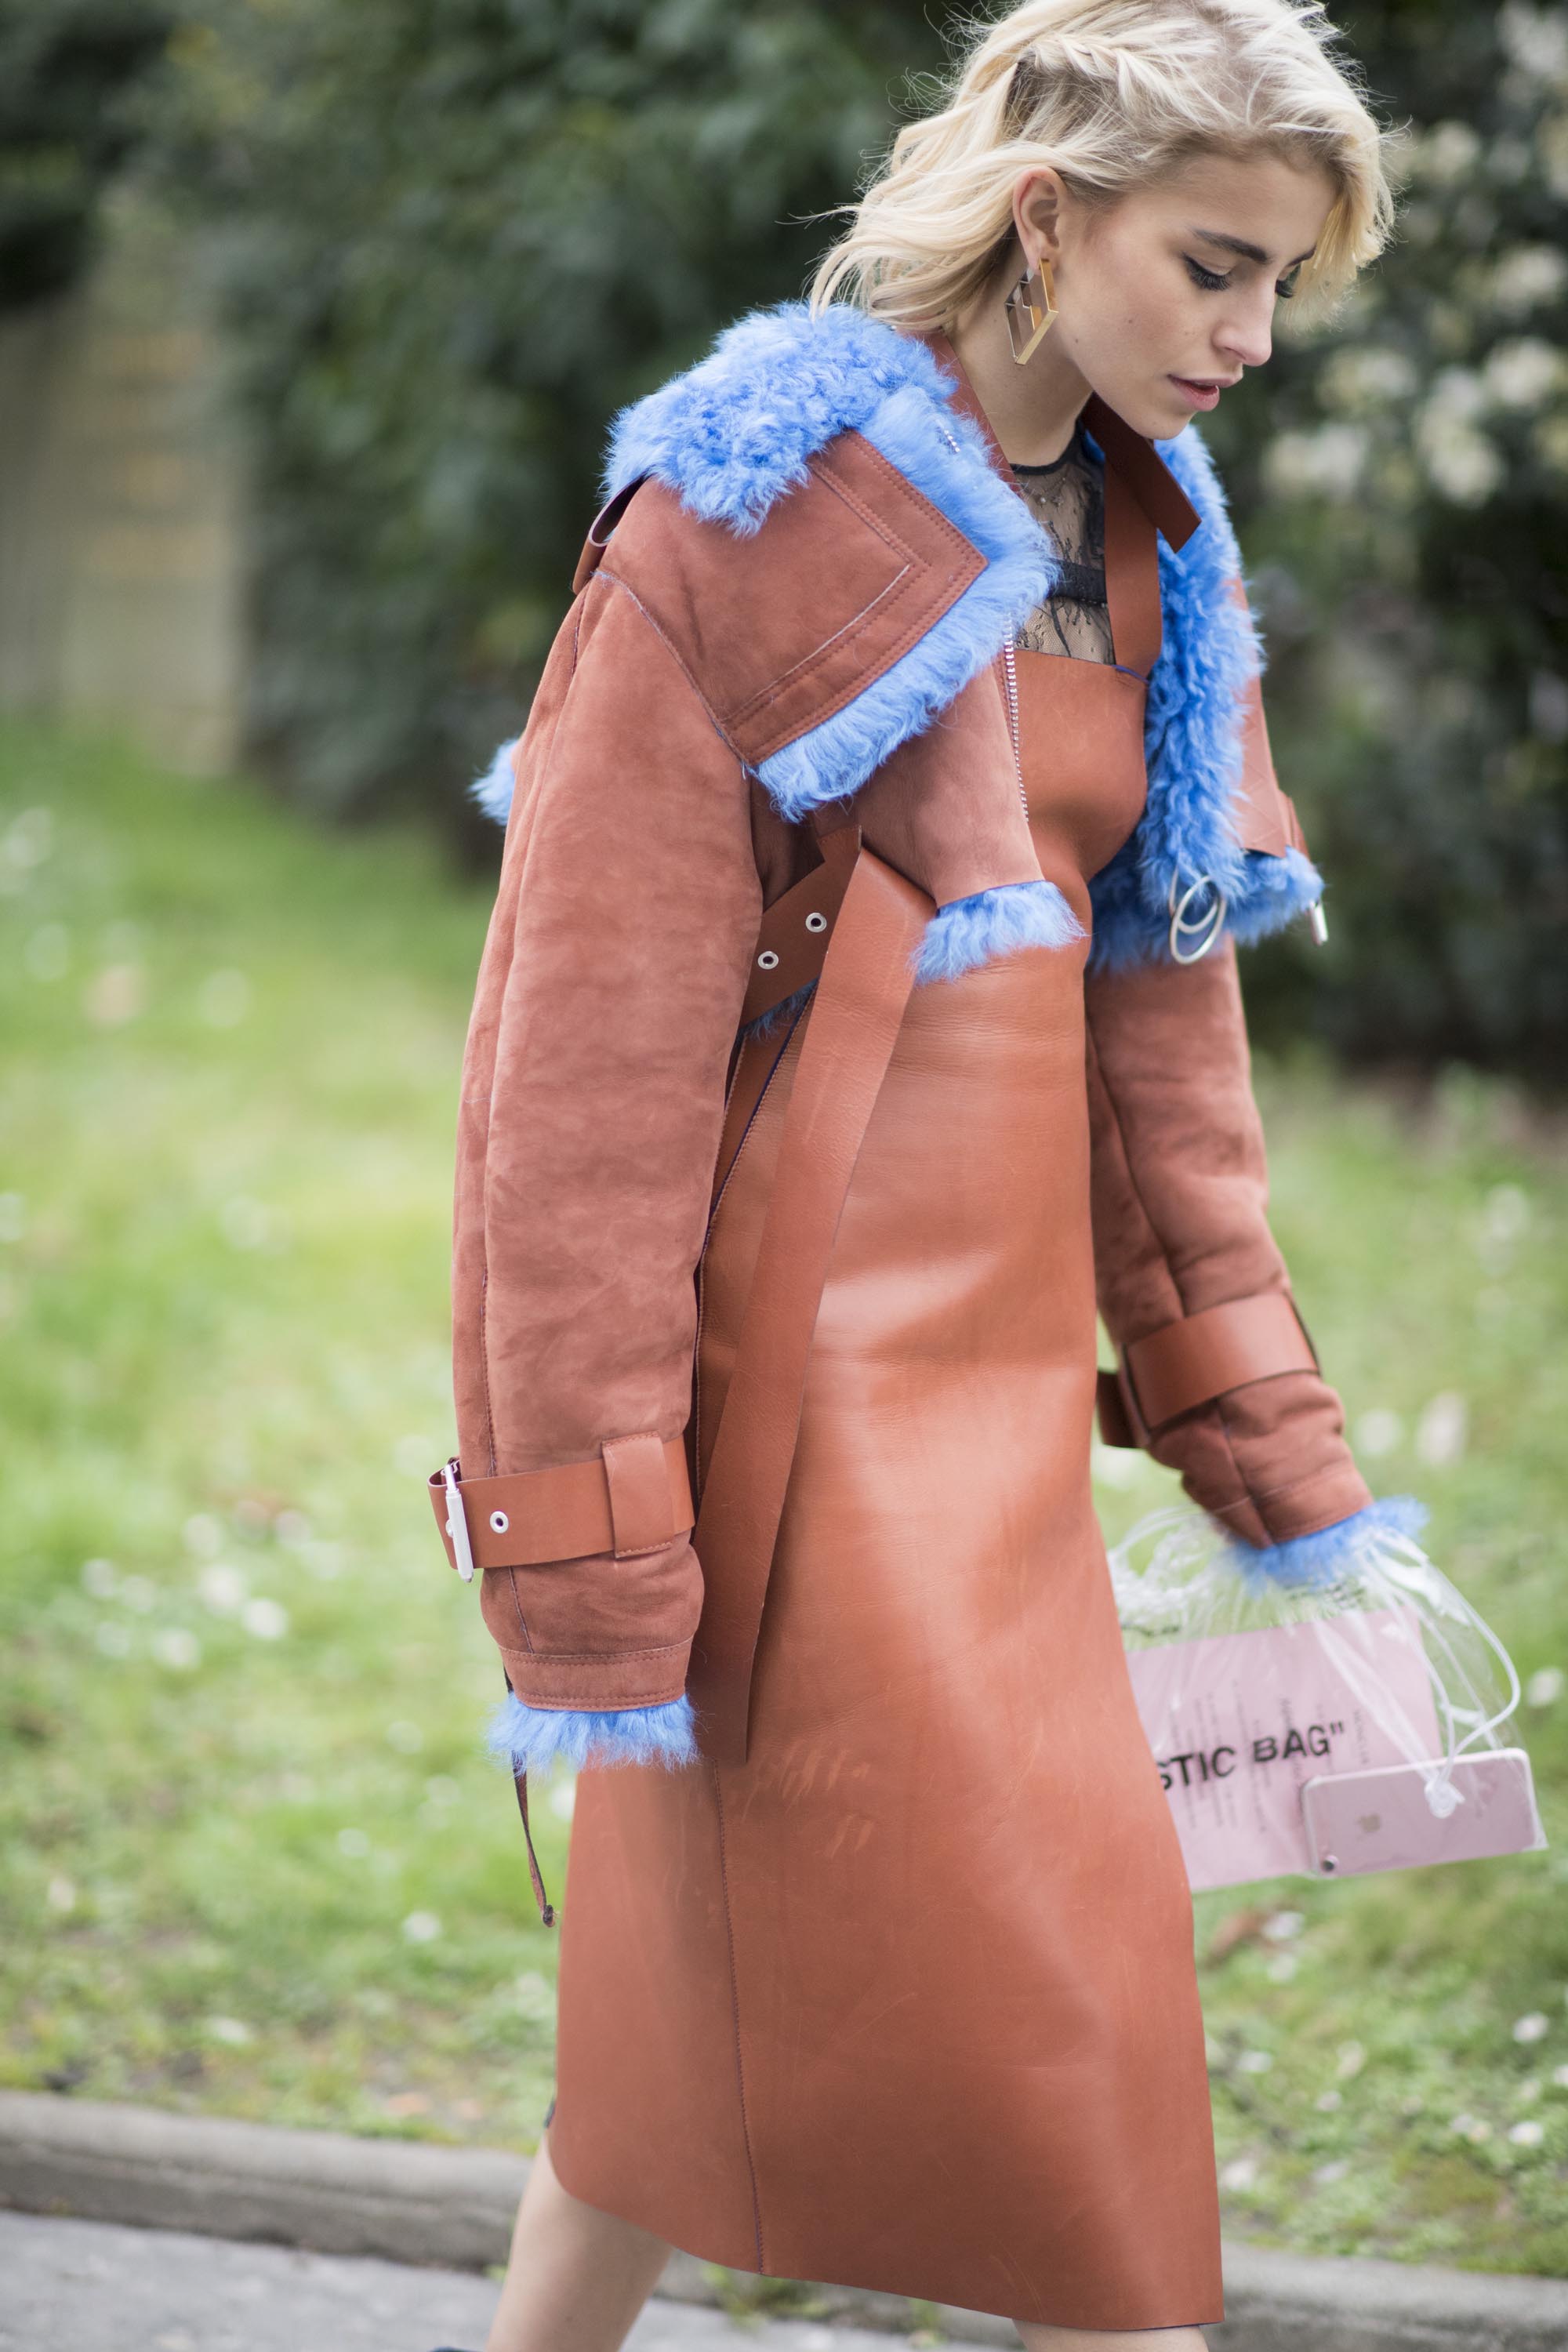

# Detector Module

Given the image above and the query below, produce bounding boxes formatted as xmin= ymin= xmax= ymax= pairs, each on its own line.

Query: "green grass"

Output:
xmin=2 ymin=720 xmax=1566 ymax=2276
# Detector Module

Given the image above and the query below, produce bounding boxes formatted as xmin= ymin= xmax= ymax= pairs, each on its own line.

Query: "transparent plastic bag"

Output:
xmin=1108 ymin=1498 xmax=1546 ymax=1889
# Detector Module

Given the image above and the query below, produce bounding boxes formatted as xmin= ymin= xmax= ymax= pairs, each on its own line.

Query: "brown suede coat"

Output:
xmin=441 ymin=318 xmax=1370 ymax=2329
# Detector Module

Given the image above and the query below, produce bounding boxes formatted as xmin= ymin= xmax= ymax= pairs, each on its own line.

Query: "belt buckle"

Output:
xmin=441 ymin=1457 xmax=477 ymax=1582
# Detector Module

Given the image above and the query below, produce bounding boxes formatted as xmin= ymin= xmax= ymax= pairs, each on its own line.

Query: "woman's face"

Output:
xmin=1018 ymin=149 xmax=1337 ymax=439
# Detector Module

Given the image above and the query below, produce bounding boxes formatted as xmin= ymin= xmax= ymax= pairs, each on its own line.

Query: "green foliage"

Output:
xmin=0 ymin=0 xmax=171 ymax=311
xmin=147 ymin=0 xmax=959 ymax=841
xmin=1208 ymin=1 xmax=1568 ymax=1069
xmin=134 ymin=0 xmax=1568 ymax=1057
xmin=3 ymin=720 xmax=1567 ymax=2262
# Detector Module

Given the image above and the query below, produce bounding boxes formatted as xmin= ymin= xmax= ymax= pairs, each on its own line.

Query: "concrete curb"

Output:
xmin=2 ymin=2092 xmax=1565 ymax=2351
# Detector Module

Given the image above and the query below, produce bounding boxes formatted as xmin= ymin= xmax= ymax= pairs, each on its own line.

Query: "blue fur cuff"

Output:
xmin=471 ymin=736 xmax=518 ymax=824
xmin=914 ymin=878 xmax=1083 ymax=984
xmin=486 ymin=1691 xmax=699 ymax=1773
xmin=1227 ymin=1494 xmax=1428 ymax=1593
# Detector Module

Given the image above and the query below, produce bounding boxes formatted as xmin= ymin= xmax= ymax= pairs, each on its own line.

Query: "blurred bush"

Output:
xmin=0 ymin=0 xmax=171 ymax=310
xmin=100 ymin=0 xmax=1568 ymax=1063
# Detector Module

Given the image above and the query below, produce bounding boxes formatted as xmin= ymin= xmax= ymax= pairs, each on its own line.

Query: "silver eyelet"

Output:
xmin=804 ymin=911 xmax=827 ymax=933
xmin=1167 ymin=871 xmax=1226 ymax=964
xmin=757 ymin=949 xmax=779 ymax=971
xmin=489 ymin=1509 xmax=510 ymax=1534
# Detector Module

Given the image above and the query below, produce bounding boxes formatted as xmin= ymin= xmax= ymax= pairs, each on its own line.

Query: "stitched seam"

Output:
xmin=742 ymin=549 xmax=980 ymax=763
xmin=596 ymin=568 xmax=742 ymax=757
xmin=1084 ymin=1009 xmax=1250 ymax=1504
xmin=500 ymin=1567 xmax=535 ymax=1655
xmin=478 ymin=1266 xmax=497 ymax=1478
xmin=711 ymin=1762 xmax=767 ymax=2274
xmin=721 ymin=447 xmax=939 ymax=725
xmin=507 ymin=1639 xmax=691 ymax=1665
xmin=725 ymin=563 xmax=913 ymax=725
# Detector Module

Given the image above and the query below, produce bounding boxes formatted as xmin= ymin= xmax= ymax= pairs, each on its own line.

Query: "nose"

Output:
xmin=1217 ymin=287 xmax=1276 ymax=372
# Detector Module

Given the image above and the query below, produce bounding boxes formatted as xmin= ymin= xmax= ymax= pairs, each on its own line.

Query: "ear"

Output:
xmin=1013 ymin=166 xmax=1069 ymax=270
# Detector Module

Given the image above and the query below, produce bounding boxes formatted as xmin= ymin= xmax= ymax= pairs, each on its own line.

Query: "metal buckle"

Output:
xmin=441 ymin=1457 xmax=477 ymax=1582
xmin=1167 ymin=870 xmax=1226 ymax=964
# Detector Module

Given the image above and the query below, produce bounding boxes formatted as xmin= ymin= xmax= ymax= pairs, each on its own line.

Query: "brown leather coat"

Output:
xmin=433 ymin=306 xmax=1374 ymax=2328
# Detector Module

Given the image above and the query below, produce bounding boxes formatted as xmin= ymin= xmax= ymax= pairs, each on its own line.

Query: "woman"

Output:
xmin=428 ymin=2 xmax=1399 ymax=2345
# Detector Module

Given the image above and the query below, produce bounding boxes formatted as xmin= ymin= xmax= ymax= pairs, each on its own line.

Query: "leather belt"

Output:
xmin=1097 ymin=1290 xmax=1319 ymax=1449
xmin=427 ymin=1432 xmax=694 ymax=1578
xmin=690 ymin=833 xmax=932 ymax=1766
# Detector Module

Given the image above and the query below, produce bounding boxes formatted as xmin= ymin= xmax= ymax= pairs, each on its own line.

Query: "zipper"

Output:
xmin=1001 ymin=640 xmax=1028 ymax=818
xmin=938 ymin=409 xmax=1030 ymax=823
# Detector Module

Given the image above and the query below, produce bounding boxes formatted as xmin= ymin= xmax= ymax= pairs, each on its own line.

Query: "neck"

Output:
xmin=946 ymin=264 xmax=1092 ymax=467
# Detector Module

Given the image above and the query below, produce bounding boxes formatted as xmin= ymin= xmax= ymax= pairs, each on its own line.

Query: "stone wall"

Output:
xmin=0 ymin=185 xmax=247 ymax=775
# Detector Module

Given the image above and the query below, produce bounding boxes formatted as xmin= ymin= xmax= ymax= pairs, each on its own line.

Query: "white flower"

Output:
xmin=1336 ymin=2041 xmax=1367 ymax=2080
xmin=1414 ymin=412 xmax=1503 ymax=506
xmin=1262 ymin=1909 xmax=1306 ymax=1941
xmin=1552 ymin=2065 xmax=1568 ymax=2088
xmin=1415 ymin=1392 xmax=1468 ymax=1467
xmin=1508 ymin=2119 xmax=1546 ymax=2147
xmin=548 ymin=1777 xmax=578 ymax=1822
xmin=205 ymin=2016 xmax=252 ymax=2045
xmin=1527 ymin=1668 xmax=1565 ymax=1708
xmin=401 ymin=1911 xmax=443 ymax=1944
xmin=1514 ymin=2012 xmax=1551 ymax=2043
xmin=1319 ymin=347 xmax=1417 ymax=412
xmin=1354 ymin=1408 xmax=1403 ymax=1459
xmin=198 ymin=1562 xmax=249 ymax=1615
xmin=1237 ymin=2049 xmax=1275 ymax=2074
xmin=1416 ymin=120 xmax=1483 ymax=182
xmin=1501 ymin=2 xmax=1568 ymax=84
xmin=1490 ymin=244 xmax=1568 ymax=316
xmin=151 ymin=1629 xmax=201 ymax=1671
xmin=1313 ymin=2158 xmax=1350 ymax=2184
xmin=514 ymin=1971 xmax=556 ymax=2021
xmin=45 ymin=1875 xmax=76 ymax=1915
xmin=241 ymin=1597 xmax=289 ymax=1641
xmin=1219 ymin=2155 xmax=1260 ymax=2190
xmin=1484 ymin=338 xmax=1565 ymax=410
xmin=1316 ymin=2089 xmax=1343 ymax=2112
xmin=1263 ymin=423 xmax=1370 ymax=500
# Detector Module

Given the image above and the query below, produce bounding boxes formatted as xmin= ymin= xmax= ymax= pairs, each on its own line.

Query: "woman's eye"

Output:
xmin=1275 ymin=267 xmax=1301 ymax=301
xmin=1183 ymin=256 xmax=1230 ymax=292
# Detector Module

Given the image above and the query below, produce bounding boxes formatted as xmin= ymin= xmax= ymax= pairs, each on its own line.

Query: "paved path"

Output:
xmin=0 ymin=2209 xmax=898 ymax=2352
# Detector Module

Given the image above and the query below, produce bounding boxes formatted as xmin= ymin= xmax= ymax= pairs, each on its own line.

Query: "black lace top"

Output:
xmin=1011 ymin=419 xmax=1114 ymax=665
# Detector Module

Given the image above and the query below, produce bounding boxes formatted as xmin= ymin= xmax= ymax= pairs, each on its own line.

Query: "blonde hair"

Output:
xmin=810 ymin=0 xmax=1395 ymax=329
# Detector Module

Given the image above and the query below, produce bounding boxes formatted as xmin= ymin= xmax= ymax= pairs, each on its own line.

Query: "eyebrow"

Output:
xmin=1191 ymin=228 xmax=1317 ymax=267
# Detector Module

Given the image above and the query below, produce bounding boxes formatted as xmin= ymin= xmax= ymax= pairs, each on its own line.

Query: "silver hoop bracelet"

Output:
xmin=1167 ymin=871 xmax=1227 ymax=964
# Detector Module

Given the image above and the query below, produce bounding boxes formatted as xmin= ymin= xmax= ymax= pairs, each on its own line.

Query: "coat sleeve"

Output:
xmin=1084 ymin=935 xmax=1374 ymax=1552
xmin=449 ymin=568 xmax=761 ymax=1769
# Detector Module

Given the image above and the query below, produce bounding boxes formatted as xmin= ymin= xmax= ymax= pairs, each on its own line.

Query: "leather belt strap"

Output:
xmin=739 ymin=820 xmax=858 ymax=1026
xmin=427 ymin=1433 xmax=694 ymax=1573
xmin=1097 ymin=1290 xmax=1319 ymax=1448
xmin=689 ymin=840 xmax=932 ymax=1766
xmin=1101 ymin=457 xmax=1162 ymax=681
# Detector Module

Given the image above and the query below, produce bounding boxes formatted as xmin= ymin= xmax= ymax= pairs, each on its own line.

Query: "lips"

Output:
xmin=1170 ymin=374 xmax=1238 ymax=412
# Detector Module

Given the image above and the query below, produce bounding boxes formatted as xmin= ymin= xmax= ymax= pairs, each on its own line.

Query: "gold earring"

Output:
xmin=1005 ymin=252 xmax=1058 ymax=365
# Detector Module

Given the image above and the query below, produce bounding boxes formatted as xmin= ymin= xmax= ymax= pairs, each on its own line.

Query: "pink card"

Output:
xmin=1123 ymin=1606 xmax=1444 ymax=1891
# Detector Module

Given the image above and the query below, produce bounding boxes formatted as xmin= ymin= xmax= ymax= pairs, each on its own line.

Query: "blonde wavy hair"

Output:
xmin=810 ymin=0 xmax=1395 ymax=329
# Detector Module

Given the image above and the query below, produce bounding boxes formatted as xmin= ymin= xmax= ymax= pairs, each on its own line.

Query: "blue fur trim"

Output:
xmin=1088 ymin=423 xmax=1323 ymax=967
xmin=753 ymin=376 xmax=1055 ymax=818
xmin=914 ymin=879 xmax=1083 ymax=984
xmin=487 ymin=1690 xmax=699 ymax=1774
xmin=738 ymin=978 xmax=817 ymax=1041
xmin=1227 ymin=1495 xmax=1428 ymax=1595
xmin=471 ymin=736 xmax=518 ymax=824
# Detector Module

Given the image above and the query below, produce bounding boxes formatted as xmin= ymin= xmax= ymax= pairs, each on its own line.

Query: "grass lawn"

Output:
xmin=2 ymin=719 xmax=1566 ymax=2285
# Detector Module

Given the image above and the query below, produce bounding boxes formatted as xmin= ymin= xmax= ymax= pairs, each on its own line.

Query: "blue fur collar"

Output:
xmin=476 ymin=302 xmax=1322 ymax=969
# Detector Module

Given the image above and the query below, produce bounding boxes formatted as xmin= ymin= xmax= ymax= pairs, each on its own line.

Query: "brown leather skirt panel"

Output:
xmin=547 ymin=942 xmax=1223 ymax=2329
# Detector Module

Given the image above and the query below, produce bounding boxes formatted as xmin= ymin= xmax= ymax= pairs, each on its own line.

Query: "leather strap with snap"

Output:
xmin=1097 ymin=1290 xmax=1320 ymax=1450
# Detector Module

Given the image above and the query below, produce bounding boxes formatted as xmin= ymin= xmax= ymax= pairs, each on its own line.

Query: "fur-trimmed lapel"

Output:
xmin=474 ymin=302 xmax=1323 ymax=967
